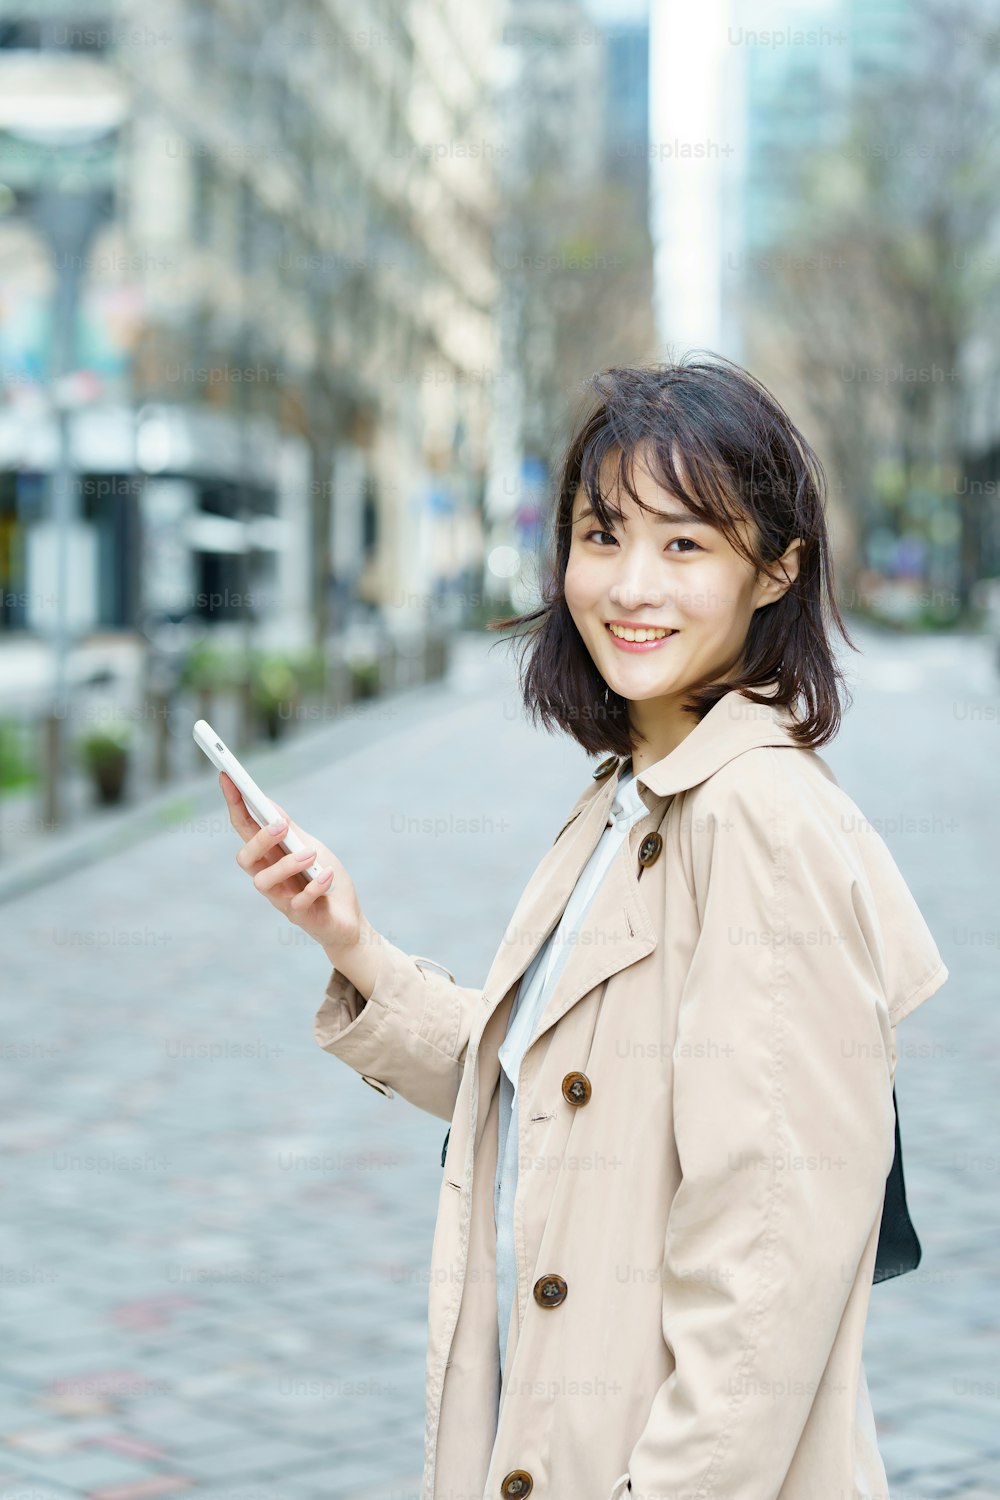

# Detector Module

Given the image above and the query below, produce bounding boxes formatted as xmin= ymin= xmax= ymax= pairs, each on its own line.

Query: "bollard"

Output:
xmin=237 ymin=677 xmax=255 ymax=751
xmin=195 ymin=687 xmax=213 ymax=768
xmin=377 ymin=635 xmax=395 ymax=696
xmin=42 ymin=711 xmax=61 ymax=830
xmin=150 ymin=692 xmax=170 ymax=785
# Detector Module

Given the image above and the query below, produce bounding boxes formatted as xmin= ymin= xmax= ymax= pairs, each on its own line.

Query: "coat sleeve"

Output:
xmin=312 ymin=935 xmax=482 ymax=1122
xmin=623 ymin=748 xmax=915 ymax=1499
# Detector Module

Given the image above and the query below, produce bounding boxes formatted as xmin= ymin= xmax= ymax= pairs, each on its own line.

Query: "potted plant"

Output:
xmin=349 ymin=655 xmax=380 ymax=700
xmin=178 ymin=642 xmax=246 ymax=721
xmin=0 ymin=718 xmax=36 ymax=798
xmin=296 ymin=646 xmax=327 ymax=697
xmin=251 ymin=653 xmax=300 ymax=740
xmin=78 ymin=721 xmax=133 ymax=805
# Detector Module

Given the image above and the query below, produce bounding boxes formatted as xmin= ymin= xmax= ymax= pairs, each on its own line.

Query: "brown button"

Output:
xmin=592 ymin=755 xmax=619 ymax=780
xmin=533 ymin=1273 xmax=568 ymax=1307
xmin=501 ymin=1472 xmax=533 ymax=1497
xmin=638 ymin=831 xmax=663 ymax=867
xmin=561 ymin=1071 xmax=592 ymax=1106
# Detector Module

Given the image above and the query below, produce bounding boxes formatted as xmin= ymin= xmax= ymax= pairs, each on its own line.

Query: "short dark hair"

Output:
xmin=487 ymin=354 xmax=858 ymax=755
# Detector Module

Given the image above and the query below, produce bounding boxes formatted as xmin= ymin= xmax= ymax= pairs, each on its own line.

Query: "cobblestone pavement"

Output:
xmin=1 ymin=625 xmax=997 ymax=1500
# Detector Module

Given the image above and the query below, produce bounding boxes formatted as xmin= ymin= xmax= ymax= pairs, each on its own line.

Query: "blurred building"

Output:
xmin=601 ymin=16 xmax=650 ymax=213
xmin=651 ymin=0 xmax=914 ymax=361
xmin=740 ymin=0 xmax=913 ymax=253
xmin=0 ymin=0 xmax=499 ymax=659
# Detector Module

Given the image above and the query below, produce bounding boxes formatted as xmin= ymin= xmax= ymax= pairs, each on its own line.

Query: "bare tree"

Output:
xmin=744 ymin=0 xmax=1000 ymax=612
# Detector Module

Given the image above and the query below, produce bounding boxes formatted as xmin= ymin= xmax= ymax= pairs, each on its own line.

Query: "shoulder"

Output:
xmin=678 ymin=743 xmax=948 ymax=1023
xmin=681 ymin=744 xmax=867 ymax=882
xmin=685 ymin=742 xmax=832 ymax=817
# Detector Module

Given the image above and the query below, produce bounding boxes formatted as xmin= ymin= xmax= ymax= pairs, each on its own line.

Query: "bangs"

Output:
xmin=568 ymin=381 xmax=761 ymax=567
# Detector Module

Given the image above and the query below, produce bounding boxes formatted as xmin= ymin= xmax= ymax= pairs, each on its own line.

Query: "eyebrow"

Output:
xmin=573 ymin=503 xmax=710 ymax=526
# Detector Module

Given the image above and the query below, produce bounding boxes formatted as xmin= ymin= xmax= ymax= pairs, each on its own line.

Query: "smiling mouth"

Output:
xmin=605 ymin=623 xmax=679 ymax=643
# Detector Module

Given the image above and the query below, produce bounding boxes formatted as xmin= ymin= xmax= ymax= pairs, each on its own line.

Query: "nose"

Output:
xmin=607 ymin=543 xmax=669 ymax=610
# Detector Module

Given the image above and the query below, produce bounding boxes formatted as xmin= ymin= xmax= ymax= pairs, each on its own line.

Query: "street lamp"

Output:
xmin=0 ymin=55 xmax=128 ymax=826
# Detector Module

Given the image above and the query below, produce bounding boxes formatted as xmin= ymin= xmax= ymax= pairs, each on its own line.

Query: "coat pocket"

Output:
xmin=413 ymin=954 xmax=458 ymax=984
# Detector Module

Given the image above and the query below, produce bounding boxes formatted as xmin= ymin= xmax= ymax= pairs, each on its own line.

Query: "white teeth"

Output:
xmin=608 ymin=624 xmax=674 ymax=642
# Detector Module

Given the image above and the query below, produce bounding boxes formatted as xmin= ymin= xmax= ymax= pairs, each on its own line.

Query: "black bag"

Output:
xmin=873 ymin=1085 xmax=922 ymax=1282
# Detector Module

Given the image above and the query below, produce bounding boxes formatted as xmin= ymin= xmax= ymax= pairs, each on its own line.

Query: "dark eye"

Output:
xmin=583 ymin=528 xmax=618 ymax=546
xmin=667 ymin=538 xmax=702 ymax=553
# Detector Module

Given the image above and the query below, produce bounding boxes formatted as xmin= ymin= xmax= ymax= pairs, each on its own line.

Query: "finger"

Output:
xmin=268 ymin=799 xmax=309 ymax=846
xmin=289 ymin=866 xmax=334 ymax=910
xmin=236 ymin=816 xmax=291 ymax=870
xmin=238 ymin=789 xmax=307 ymax=845
xmin=253 ymin=846 xmax=318 ymax=892
xmin=221 ymin=773 xmax=260 ymax=838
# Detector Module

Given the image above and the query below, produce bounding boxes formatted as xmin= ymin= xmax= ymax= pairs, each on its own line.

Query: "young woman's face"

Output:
xmin=564 ymin=447 xmax=800 ymax=714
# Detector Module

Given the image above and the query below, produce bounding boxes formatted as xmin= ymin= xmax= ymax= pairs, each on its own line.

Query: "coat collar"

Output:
xmin=634 ymin=681 xmax=802 ymax=798
xmin=561 ymin=683 xmax=803 ymax=827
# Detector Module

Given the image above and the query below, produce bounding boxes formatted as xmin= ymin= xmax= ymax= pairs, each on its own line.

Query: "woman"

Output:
xmin=221 ymin=357 xmax=949 ymax=1500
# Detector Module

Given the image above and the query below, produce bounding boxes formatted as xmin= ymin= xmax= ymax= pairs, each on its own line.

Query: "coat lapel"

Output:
xmin=523 ymin=804 xmax=666 ymax=1045
xmin=474 ymin=768 xmax=639 ymax=1035
xmin=470 ymin=769 xmax=665 ymax=1149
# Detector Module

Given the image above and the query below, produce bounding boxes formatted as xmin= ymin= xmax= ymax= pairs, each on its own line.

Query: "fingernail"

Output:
xmin=267 ymin=819 xmax=286 ymax=833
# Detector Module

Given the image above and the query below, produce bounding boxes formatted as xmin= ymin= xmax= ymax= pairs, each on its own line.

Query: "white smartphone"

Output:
xmin=193 ymin=718 xmax=326 ymax=884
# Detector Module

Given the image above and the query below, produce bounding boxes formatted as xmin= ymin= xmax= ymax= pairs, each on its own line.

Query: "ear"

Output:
xmin=755 ymin=537 xmax=802 ymax=608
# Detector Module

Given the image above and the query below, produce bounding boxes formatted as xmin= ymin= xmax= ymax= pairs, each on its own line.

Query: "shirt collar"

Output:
xmin=607 ymin=764 xmax=647 ymax=830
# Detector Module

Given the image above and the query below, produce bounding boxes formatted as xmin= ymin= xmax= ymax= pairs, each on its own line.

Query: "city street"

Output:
xmin=1 ymin=624 xmax=998 ymax=1500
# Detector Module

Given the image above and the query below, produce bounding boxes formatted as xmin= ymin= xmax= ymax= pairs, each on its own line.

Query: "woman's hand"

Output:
xmin=220 ymin=770 xmax=366 ymax=954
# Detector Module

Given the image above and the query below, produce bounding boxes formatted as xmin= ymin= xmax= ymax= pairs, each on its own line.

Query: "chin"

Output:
xmin=607 ymin=672 xmax=676 ymax=698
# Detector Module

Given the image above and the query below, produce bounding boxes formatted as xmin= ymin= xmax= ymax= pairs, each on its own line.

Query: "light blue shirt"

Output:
xmin=493 ymin=763 xmax=649 ymax=1390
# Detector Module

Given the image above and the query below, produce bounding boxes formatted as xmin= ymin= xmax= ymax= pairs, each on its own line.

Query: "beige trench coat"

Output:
xmin=313 ymin=687 xmax=949 ymax=1500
